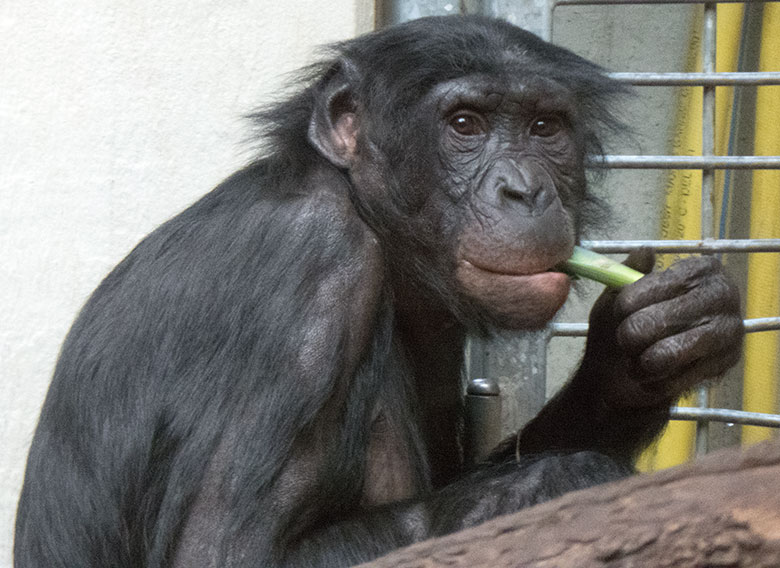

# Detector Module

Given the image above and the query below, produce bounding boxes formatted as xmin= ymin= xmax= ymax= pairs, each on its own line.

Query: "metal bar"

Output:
xmin=551 ymin=317 xmax=780 ymax=337
xmin=608 ymin=71 xmax=780 ymax=86
xmin=670 ymin=407 xmax=780 ymax=428
xmin=591 ymin=155 xmax=780 ymax=169
xmin=583 ymin=239 xmax=780 ymax=253
xmin=694 ymin=1 xmax=718 ymax=456
xmin=555 ymin=0 xmax=767 ymax=6
xmin=580 ymin=238 xmax=780 ymax=253
xmin=745 ymin=318 xmax=780 ymax=333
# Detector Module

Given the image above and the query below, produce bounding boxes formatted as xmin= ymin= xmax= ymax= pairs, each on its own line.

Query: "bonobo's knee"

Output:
xmin=515 ymin=451 xmax=632 ymax=505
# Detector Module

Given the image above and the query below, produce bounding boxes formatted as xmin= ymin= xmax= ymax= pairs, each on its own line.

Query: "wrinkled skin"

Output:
xmin=436 ymin=76 xmax=583 ymax=328
xmin=15 ymin=15 xmax=744 ymax=568
xmin=591 ymin=251 xmax=743 ymax=408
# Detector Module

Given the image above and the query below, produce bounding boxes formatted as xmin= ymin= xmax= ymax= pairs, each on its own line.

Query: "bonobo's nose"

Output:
xmin=487 ymin=160 xmax=554 ymax=216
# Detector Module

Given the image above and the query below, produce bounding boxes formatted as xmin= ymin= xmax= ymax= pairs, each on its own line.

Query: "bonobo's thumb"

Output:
xmin=622 ymin=247 xmax=655 ymax=275
xmin=587 ymin=247 xmax=654 ymax=342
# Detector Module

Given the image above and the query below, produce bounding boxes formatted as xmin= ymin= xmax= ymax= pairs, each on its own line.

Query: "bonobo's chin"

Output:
xmin=456 ymin=260 xmax=571 ymax=329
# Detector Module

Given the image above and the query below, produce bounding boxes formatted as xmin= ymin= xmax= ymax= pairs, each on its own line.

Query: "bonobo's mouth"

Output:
xmin=457 ymin=240 xmax=573 ymax=278
xmin=460 ymin=256 xmax=564 ymax=278
xmin=455 ymin=257 xmax=571 ymax=329
xmin=457 ymin=258 xmax=571 ymax=297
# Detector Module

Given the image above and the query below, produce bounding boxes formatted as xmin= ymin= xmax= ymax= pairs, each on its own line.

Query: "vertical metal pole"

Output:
xmin=466 ymin=0 xmax=553 ymax=40
xmin=467 ymin=332 xmax=549 ymax=436
xmin=377 ymin=0 xmax=459 ymax=27
xmin=464 ymin=378 xmax=502 ymax=463
xmin=697 ymin=2 xmax=717 ymax=456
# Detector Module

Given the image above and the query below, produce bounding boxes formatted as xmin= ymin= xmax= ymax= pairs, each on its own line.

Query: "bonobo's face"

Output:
xmin=306 ymin=23 xmax=610 ymax=331
xmin=421 ymin=74 xmax=585 ymax=329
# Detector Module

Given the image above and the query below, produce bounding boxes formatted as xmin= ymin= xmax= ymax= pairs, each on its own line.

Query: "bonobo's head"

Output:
xmin=261 ymin=15 xmax=626 ymax=330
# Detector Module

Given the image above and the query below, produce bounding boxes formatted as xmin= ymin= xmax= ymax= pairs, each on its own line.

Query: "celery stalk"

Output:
xmin=560 ymin=246 xmax=644 ymax=288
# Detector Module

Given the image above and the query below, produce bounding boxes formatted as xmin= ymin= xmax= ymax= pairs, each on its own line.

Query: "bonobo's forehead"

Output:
xmin=430 ymin=75 xmax=576 ymax=116
xmin=336 ymin=15 xmax=612 ymax=109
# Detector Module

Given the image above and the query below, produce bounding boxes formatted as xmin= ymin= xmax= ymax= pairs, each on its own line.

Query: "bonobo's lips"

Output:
xmin=461 ymin=256 xmax=563 ymax=278
xmin=456 ymin=258 xmax=571 ymax=328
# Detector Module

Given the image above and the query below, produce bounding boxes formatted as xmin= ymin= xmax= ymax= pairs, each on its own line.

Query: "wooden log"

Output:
xmin=360 ymin=439 xmax=780 ymax=567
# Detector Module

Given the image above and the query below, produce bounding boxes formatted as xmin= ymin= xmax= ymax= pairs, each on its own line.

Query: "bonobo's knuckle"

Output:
xmin=698 ymin=271 xmax=741 ymax=315
xmin=624 ymin=248 xmax=654 ymax=273
xmin=640 ymin=340 xmax=678 ymax=376
xmin=693 ymin=275 xmax=726 ymax=306
xmin=685 ymin=254 xmax=721 ymax=274
xmin=713 ymin=274 xmax=737 ymax=304
xmin=717 ymin=313 xmax=746 ymax=347
xmin=700 ymin=254 xmax=721 ymax=270
xmin=721 ymin=274 xmax=742 ymax=313
xmin=669 ymin=255 xmax=719 ymax=287
xmin=724 ymin=334 xmax=744 ymax=368
xmin=612 ymin=282 xmax=648 ymax=317
xmin=616 ymin=312 xmax=652 ymax=350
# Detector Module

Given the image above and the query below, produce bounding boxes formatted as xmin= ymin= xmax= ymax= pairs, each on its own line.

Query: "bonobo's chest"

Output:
xmin=361 ymin=411 xmax=424 ymax=507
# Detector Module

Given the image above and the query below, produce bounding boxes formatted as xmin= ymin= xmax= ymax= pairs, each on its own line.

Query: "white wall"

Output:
xmin=0 ymin=2 xmax=370 ymax=564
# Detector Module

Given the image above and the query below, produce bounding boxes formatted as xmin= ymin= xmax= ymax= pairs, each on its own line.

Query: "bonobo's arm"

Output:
xmin=517 ymin=250 xmax=744 ymax=462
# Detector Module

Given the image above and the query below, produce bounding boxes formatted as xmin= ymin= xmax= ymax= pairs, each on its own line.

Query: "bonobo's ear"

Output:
xmin=308 ymin=61 xmax=360 ymax=169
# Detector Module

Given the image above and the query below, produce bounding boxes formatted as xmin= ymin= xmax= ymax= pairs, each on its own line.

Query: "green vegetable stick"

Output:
xmin=561 ymin=246 xmax=645 ymax=288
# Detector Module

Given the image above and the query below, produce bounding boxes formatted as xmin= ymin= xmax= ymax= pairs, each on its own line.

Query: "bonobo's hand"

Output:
xmin=581 ymin=250 xmax=744 ymax=409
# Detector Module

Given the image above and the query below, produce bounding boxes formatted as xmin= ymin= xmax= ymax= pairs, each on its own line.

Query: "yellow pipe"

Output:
xmin=742 ymin=3 xmax=780 ymax=446
xmin=639 ymin=4 xmax=744 ymax=471
xmin=713 ymin=3 xmax=745 ymax=224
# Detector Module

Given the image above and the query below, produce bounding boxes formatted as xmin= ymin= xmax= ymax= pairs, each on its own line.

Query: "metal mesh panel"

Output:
xmin=545 ymin=0 xmax=780 ymax=452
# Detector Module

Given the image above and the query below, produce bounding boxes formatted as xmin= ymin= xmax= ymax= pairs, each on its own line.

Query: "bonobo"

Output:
xmin=15 ymin=14 xmax=744 ymax=568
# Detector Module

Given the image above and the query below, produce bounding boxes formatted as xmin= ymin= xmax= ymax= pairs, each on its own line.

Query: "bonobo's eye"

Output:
xmin=530 ymin=115 xmax=565 ymax=138
xmin=449 ymin=111 xmax=487 ymax=136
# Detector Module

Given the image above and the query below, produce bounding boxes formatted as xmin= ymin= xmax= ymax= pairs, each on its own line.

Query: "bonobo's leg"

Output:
xmin=282 ymin=452 xmax=631 ymax=567
xmin=425 ymin=451 xmax=632 ymax=536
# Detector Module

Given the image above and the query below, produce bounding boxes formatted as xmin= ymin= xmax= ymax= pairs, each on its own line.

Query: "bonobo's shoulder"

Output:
xmin=304 ymin=168 xmax=365 ymax=221
xmin=196 ymin=161 xmax=363 ymax=224
xmin=301 ymin=167 xmax=382 ymax=256
xmin=214 ymin=160 xmax=380 ymax=254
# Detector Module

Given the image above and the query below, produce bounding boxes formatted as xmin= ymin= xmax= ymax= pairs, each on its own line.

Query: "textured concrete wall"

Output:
xmin=0 ymin=2 xmax=367 ymax=564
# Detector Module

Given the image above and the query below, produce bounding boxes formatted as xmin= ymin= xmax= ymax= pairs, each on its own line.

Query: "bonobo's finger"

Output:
xmin=585 ymin=251 xmax=653 ymax=332
xmin=615 ymin=273 xmax=738 ymax=353
xmin=616 ymin=295 xmax=703 ymax=355
xmin=614 ymin=256 xmax=727 ymax=318
xmin=639 ymin=344 xmax=744 ymax=398
xmin=622 ymin=248 xmax=655 ymax=274
xmin=636 ymin=314 xmax=744 ymax=381
xmin=670 ymin=350 xmax=745 ymax=395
